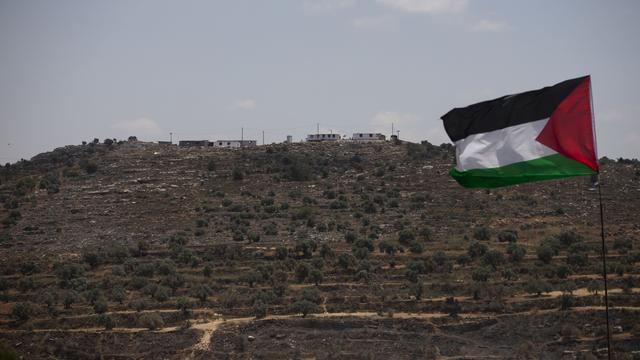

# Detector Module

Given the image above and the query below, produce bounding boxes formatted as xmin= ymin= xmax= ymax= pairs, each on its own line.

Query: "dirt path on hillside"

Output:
xmin=2 ymin=305 xmax=640 ymax=358
xmin=2 ymin=286 xmax=639 ymax=357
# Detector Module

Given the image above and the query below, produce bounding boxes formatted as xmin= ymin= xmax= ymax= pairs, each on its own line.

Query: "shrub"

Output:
xmin=442 ymin=297 xmax=461 ymax=317
xmin=82 ymin=251 xmax=101 ymax=269
xmin=291 ymin=300 xmax=318 ymax=317
xmin=410 ymin=282 xmax=424 ymax=300
xmin=176 ymin=297 xmax=191 ymax=316
xmin=11 ymin=302 xmax=33 ymax=321
xmin=482 ymin=250 xmax=505 ymax=269
xmin=275 ymin=246 xmax=288 ymax=260
xmin=560 ymin=292 xmax=574 ymax=310
xmin=201 ymin=263 xmax=213 ymax=277
xmin=84 ymin=161 xmax=98 ymax=174
xmin=220 ymin=288 xmax=239 ymax=310
xmin=418 ymin=227 xmax=432 ymax=241
xmin=284 ymin=160 xmax=312 ymax=181
xmin=355 ymin=270 xmax=371 ymax=283
xmin=613 ymin=237 xmax=633 ymax=253
xmin=557 ymin=231 xmax=583 ymax=247
xmin=207 ymin=160 xmax=216 ymax=172
xmin=63 ymin=291 xmax=78 ymax=309
xmin=354 ymin=238 xmax=374 ymax=252
xmin=566 ymin=251 xmax=588 ymax=268
xmin=432 ymin=251 xmax=448 ymax=267
xmin=379 ymin=240 xmax=400 ymax=256
xmin=93 ymin=297 xmax=108 ymax=314
xmin=362 ymin=202 xmax=377 ymax=214
xmin=408 ymin=241 xmax=423 ymax=254
xmin=497 ymin=230 xmax=518 ymax=243
xmin=153 ymin=286 xmax=171 ymax=302
xmin=344 ymin=232 xmax=357 ymax=244
xmin=338 ymin=253 xmax=356 ymax=271
xmin=309 ymin=269 xmax=323 ymax=286
xmin=456 ymin=253 xmax=471 ymax=266
xmin=398 ymin=230 xmax=416 ymax=245
xmin=131 ymin=299 xmax=148 ymax=312
xmin=98 ymin=314 xmax=115 ymax=330
xmin=556 ymin=264 xmax=571 ymax=279
xmin=248 ymin=233 xmax=260 ymax=243
xmin=111 ymin=286 xmax=126 ymax=304
xmin=240 ymin=271 xmax=262 ymax=287
xmin=472 ymin=266 xmax=492 ymax=282
xmin=609 ymin=262 xmax=626 ymax=277
xmin=0 ymin=341 xmax=20 ymax=359
xmin=295 ymin=262 xmax=310 ymax=282
xmin=253 ymin=300 xmax=267 ymax=319
xmin=473 ymin=227 xmax=490 ymax=241
xmin=191 ymin=284 xmax=212 ymax=302
xmin=536 ymin=244 xmax=555 ymax=264
xmin=19 ymin=262 xmax=39 ymax=276
xmin=17 ymin=277 xmax=36 ymax=292
xmin=232 ymin=168 xmax=244 ymax=181
xmin=14 ymin=177 xmax=37 ymax=196
xmin=319 ymin=243 xmax=334 ymax=259
xmin=135 ymin=263 xmax=155 ymax=277
xmin=295 ymin=239 xmax=317 ymax=258
xmin=138 ymin=312 xmax=164 ymax=330
xmin=506 ymin=243 xmax=526 ymax=263
xmin=525 ymin=279 xmax=551 ymax=296
xmin=134 ymin=240 xmax=150 ymax=257
xmin=468 ymin=241 xmax=488 ymax=258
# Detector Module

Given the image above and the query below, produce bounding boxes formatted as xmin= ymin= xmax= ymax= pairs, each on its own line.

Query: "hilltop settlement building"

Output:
xmin=179 ymin=140 xmax=209 ymax=147
xmin=178 ymin=140 xmax=257 ymax=148
xmin=213 ymin=140 xmax=257 ymax=148
xmin=306 ymin=133 xmax=341 ymax=142
xmin=352 ymin=133 xmax=386 ymax=141
xmin=175 ymin=130 xmax=390 ymax=147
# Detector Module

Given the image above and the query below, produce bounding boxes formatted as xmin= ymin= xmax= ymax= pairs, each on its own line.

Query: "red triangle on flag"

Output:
xmin=536 ymin=76 xmax=599 ymax=172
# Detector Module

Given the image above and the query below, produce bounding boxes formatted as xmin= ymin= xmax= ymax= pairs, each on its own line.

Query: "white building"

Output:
xmin=352 ymin=133 xmax=386 ymax=141
xmin=306 ymin=133 xmax=340 ymax=142
xmin=213 ymin=140 xmax=257 ymax=148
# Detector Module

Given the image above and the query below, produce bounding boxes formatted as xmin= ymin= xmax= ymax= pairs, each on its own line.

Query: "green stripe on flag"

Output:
xmin=450 ymin=154 xmax=596 ymax=188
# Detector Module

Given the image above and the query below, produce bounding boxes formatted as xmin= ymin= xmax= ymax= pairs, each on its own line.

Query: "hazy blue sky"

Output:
xmin=1 ymin=0 xmax=639 ymax=163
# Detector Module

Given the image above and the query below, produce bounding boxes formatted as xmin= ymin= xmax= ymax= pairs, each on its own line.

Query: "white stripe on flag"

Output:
xmin=454 ymin=118 xmax=556 ymax=171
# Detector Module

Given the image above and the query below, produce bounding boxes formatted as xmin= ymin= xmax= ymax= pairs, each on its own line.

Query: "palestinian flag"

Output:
xmin=441 ymin=76 xmax=599 ymax=188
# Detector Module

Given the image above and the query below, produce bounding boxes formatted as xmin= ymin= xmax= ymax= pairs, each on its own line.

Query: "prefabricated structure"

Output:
xmin=306 ymin=133 xmax=340 ymax=142
xmin=158 ymin=141 xmax=173 ymax=146
xmin=213 ymin=140 xmax=257 ymax=148
xmin=352 ymin=133 xmax=386 ymax=141
xmin=179 ymin=140 xmax=209 ymax=147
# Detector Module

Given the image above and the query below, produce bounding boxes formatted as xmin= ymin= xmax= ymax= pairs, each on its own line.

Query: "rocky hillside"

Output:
xmin=0 ymin=140 xmax=638 ymax=359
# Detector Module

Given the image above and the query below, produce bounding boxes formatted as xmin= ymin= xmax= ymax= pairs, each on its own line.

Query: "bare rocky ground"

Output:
xmin=0 ymin=140 xmax=638 ymax=359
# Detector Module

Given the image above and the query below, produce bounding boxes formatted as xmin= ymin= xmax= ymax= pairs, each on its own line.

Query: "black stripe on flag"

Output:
xmin=441 ymin=76 xmax=588 ymax=142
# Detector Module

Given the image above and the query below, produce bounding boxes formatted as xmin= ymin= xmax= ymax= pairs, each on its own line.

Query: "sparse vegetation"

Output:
xmin=0 ymin=141 xmax=637 ymax=358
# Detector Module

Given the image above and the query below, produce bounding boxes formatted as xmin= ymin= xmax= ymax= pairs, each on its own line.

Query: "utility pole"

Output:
xmin=391 ymin=123 xmax=394 ymax=138
xmin=317 ymin=123 xmax=319 ymax=136
xmin=241 ymin=127 xmax=244 ymax=142
xmin=262 ymin=130 xmax=265 ymax=145
xmin=170 ymin=132 xmax=173 ymax=144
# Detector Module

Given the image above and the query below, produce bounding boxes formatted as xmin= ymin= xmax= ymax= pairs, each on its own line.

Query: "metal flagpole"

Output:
xmin=597 ymin=176 xmax=612 ymax=360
